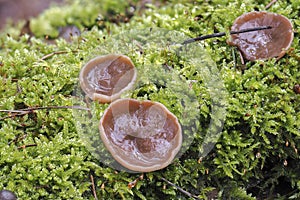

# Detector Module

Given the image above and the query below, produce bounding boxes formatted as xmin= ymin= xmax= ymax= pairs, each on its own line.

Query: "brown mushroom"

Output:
xmin=294 ymin=84 xmax=300 ymax=94
xmin=99 ymin=98 xmax=182 ymax=172
xmin=229 ymin=11 xmax=294 ymax=61
xmin=79 ymin=54 xmax=137 ymax=103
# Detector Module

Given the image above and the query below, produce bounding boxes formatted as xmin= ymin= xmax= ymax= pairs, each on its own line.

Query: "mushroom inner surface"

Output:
xmin=86 ymin=55 xmax=135 ymax=96
xmin=100 ymin=99 xmax=182 ymax=172
xmin=230 ymin=11 xmax=293 ymax=61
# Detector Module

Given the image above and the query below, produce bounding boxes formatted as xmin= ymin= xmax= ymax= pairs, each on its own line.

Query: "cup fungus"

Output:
xmin=0 ymin=190 xmax=17 ymax=200
xmin=229 ymin=11 xmax=294 ymax=61
xmin=99 ymin=98 xmax=182 ymax=172
xmin=79 ymin=54 xmax=137 ymax=103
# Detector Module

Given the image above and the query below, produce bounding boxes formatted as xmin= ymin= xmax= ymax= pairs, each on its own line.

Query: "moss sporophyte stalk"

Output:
xmin=0 ymin=0 xmax=299 ymax=199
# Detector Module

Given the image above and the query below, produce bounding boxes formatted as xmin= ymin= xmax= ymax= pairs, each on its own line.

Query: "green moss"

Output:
xmin=0 ymin=0 xmax=299 ymax=199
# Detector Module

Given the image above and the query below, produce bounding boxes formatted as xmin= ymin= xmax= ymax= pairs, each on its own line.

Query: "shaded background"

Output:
xmin=0 ymin=0 xmax=63 ymax=30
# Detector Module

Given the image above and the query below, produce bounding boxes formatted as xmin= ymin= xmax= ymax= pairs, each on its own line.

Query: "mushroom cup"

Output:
xmin=79 ymin=54 xmax=137 ymax=103
xmin=99 ymin=98 xmax=182 ymax=172
xmin=229 ymin=11 xmax=294 ymax=61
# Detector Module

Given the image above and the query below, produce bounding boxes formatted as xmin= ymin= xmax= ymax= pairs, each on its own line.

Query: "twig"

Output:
xmin=41 ymin=50 xmax=78 ymax=60
xmin=90 ymin=174 xmax=98 ymax=200
xmin=0 ymin=112 xmax=32 ymax=120
xmin=160 ymin=177 xmax=199 ymax=200
xmin=182 ymin=26 xmax=272 ymax=45
xmin=0 ymin=110 xmax=30 ymax=113
xmin=265 ymin=0 xmax=278 ymax=9
xmin=8 ymin=134 xmax=28 ymax=145
xmin=0 ymin=105 xmax=90 ymax=113
xmin=17 ymin=144 xmax=37 ymax=149
xmin=0 ymin=105 xmax=90 ymax=121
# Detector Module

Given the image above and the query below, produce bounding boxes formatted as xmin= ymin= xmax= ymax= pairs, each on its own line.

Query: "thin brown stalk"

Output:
xmin=17 ymin=144 xmax=37 ymax=149
xmin=90 ymin=174 xmax=98 ymax=200
xmin=182 ymin=26 xmax=272 ymax=45
xmin=0 ymin=105 xmax=90 ymax=113
xmin=8 ymin=134 xmax=28 ymax=145
xmin=0 ymin=105 xmax=90 ymax=121
xmin=19 ymin=105 xmax=90 ymax=112
xmin=0 ymin=112 xmax=31 ymax=120
xmin=265 ymin=0 xmax=278 ymax=9
xmin=41 ymin=50 xmax=78 ymax=60
xmin=161 ymin=177 xmax=199 ymax=200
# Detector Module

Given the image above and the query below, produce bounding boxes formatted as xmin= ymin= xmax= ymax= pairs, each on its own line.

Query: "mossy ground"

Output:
xmin=0 ymin=0 xmax=299 ymax=199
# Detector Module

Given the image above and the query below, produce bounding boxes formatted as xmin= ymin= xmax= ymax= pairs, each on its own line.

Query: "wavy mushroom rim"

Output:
xmin=79 ymin=54 xmax=137 ymax=103
xmin=229 ymin=11 xmax=294 ymax=61
xmin=99 ymin=98 xmax=183 ymax=172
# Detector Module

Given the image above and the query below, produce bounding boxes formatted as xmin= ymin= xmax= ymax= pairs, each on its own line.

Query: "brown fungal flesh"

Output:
xmin=229 ymin=11 xmax=294 ymax=61
xmin=79 ymin=54 xmax=137 ymax=103
xmin=99 ymin=98 xmax=182 ymax=172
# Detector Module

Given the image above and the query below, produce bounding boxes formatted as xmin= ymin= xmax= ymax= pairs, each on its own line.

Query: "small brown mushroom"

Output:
xmin=58 ymin=25 xmax=81 ymax=43
xmin=79 ymin=54 xmax=137 ymax=103
xmin=229 ymin=11 xmax=294 ymax=61
xmin=293 ymin=84 xmax=300 ymax=94
xmin=99 ymin=98 xmax=182 ymax=172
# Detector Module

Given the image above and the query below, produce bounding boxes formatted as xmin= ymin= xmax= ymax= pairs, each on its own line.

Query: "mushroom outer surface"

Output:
xmin=0 ymin=190 xmax=17 ymax=200
xmin=99 ymin=98 xmax=182 ymax=172
xmin=229 ymin=11 xmax=294 ymax=61
xmin=79 ymin=54 xmax=137 ymax=103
